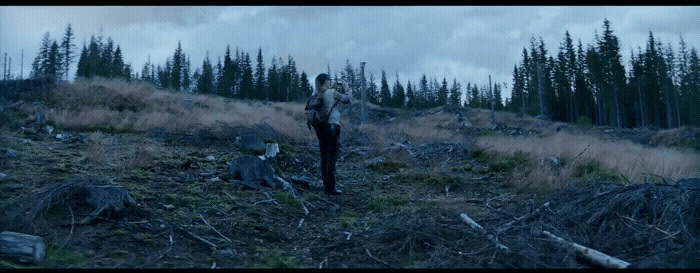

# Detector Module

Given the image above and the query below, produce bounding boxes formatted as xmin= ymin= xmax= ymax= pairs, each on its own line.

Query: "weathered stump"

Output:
xmin=28 ymin=183 xmax=139 ymax=225
xmin=264 ymin=143 xmax=279 ymax=158
xmin=0 ymin=231 xmax=46 ymax=264
xmin=226 ymin=156 xmax=297 ymax=196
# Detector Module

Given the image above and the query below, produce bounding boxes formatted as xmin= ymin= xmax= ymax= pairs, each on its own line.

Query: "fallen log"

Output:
xmin=541 ymin=230 xmax=631 ymax=269
xmin=0 ymin=231 xmax=46 ymax=264
xmin=459 ymin=213 xmax=509 ymax=251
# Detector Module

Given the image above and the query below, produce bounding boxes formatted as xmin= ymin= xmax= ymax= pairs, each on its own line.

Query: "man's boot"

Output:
xmin=324 ymin=178 xmax=341 ymax=195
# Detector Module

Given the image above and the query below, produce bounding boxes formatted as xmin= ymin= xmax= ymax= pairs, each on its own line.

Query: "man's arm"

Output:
xmin=335 ymin=83 xmax=352 ymax=104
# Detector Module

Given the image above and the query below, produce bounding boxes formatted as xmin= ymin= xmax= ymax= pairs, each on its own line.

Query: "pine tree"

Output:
xmin=75 ymin=44 xmax=88 ymax=80
xmin=391 ymin=73 xmax=405 ymax=108
xmin=278 ymin=56 xmax=289 ymax=101
xmin=267 ymin=57 xmax=279 ymax=101
xmin=553 ymin=47 xmax=570 ymax=122
xmin=470 ymin=84 xmax=479 ymax=108
xmin=46 ymin=40 xmax=64 ymax=79
xmin=215 ymin=57 xmax=225 ymax=96
xmin=510 ymin=65 xmax=525 ymax=115
xmin=182 ymin=56 xmax=191 ymax=91
xmin=575 ymin=39 xmax=595 ymax=124
xmin=367 ymin=72 xmax=379 ymax=105
xmin=61 ymin=24 xmax=75 ymax=81
xmin=438 ymin=77 xmax=448 ymax=106
xmin=406 ymin=81 xmax=414 ymax=108
xmin=287 ymin=55 xmax=300 ymax=101
xmin=196 ymin=52 xmax=215 ymax=95
xmin=218 ymin=45 xmax=233 ymax=97
xmin=30 ymin=32 xmax=52 ymax=78
xmin=597 ymin=19 xmax=626 ymax=127
xmin=448 ymin=78 xmax=462 ymax=106
xmin=677 ymin=36 xmax=691 ymax=126
xmin=300 ymin=71 xmax=312 ymax=100
xmin=379 ymin=70 xmax=391 ymax=107
xmin=254 ymin=47 xmax=266 ymax=100
xmin=564 ymin=31 xmax=578 ymax=122
xmin=171 ymin=41 xmax=183 ymax=91
xmin=240 ymin=53 xmax=254 ymax=100
xmin=418 ymin=74 xmax=429 ymax=109
xmin=494 ymin=83 xmax=503 ymax=110
xmin=123 ymin=64 xmax=132 ymax=82
xmin=140 ymin=55 xmax=152 ymax=83
xmin=87 ymin=36 xmax=100 ymax=78
xmin=98 ymin=37 xmax=114 ymax=78
xmin=112 ymin=46 xmax=125 ymax=79
xmin=686 ymin=47 xmax=700 ymax=125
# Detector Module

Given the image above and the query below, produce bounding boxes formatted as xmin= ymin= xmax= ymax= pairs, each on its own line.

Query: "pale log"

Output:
xmin=0 ymin=231 xmax=46 ymax=264
xmin=459 ymin=213 xmax=509 ymax=251
xmin=541 ymin=230 xmax=631 ymax=269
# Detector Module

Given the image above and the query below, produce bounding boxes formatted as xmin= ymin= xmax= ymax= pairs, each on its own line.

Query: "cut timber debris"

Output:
xmin=0 ymin=231 xmax=46 ymax=264
xmin=459 ymin=213 xmax=509 ymax=251
xmin=541 ymin=230 xmax=631 ymax=269
xmin=496 ymin=202 xmax=550 ymax=235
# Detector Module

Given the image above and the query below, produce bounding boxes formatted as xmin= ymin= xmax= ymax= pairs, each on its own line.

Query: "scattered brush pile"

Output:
xmin=3 ymin=180 xmax=145 ymax=233
xmin=492 ymin=180 xmax=700 ymax=268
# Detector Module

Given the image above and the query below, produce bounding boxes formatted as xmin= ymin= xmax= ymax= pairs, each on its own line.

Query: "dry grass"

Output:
xmin=46 ymin=77 xmax=315 ymax=141
xmin=476 ymin=131 xmax=700 ymax=188
xmin=394 ymin=113 xmax=461 ymax=143
xmin=468 ymin=108 xmax=568 ymax=135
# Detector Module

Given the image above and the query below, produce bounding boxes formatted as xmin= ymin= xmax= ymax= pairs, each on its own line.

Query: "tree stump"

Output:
xmin=226 ymin=156 xmax=297 ymax=196
xmin=0 ymin=231 xmax=46 ymax=264
xmin=264 ymin=143 xmax=279 ymax=158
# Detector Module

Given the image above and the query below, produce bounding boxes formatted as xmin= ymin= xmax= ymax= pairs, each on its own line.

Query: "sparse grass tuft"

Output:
xmin=255 ymin=247 xmax=302 ymax=268
xmin=367 ymin=194 xmax=410 ymax=213
xmin=367 ymin=160 xmax=408 ymax=174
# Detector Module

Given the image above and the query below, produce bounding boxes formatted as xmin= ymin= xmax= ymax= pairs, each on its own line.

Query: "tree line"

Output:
xmin=507 ymin=19 xmax=700 ymax=128
xmin=24 ymin=21 xmax=700 ymax=128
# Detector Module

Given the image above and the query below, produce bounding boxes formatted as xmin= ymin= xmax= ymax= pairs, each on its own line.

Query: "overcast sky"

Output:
xmin=1 ymin=6 xmax=699 ymax=100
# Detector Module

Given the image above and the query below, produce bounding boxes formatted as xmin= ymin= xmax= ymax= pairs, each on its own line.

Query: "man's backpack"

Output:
xmin=305 ymin=93 xmax=339 ymax=130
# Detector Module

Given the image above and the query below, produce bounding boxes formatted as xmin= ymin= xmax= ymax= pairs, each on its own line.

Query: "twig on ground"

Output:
xmin=621 ymin=231 xmax=681 ymax=254
xmin=153 ymin=234 xmax=173 ymax=263
xmin=572 ymin=144 xmax=591 ymax=164
xmin=298 ymin=218 xmax=305 ymax=228
xmin=496 ymin=202 xmax=550 ymax=235
xmin=365 ymin=248 xmax=393 ymax=268
xmin=318 ymin=257 xmax=328 ymax=269
xmin=200 ymin=214 xmax=232 ymax=244
xmin=253 ymin=199 xmax=278 ymax=206
xmin=301 ymin=202 xmax=309 ymax=215
xmin=318 ymin=197 xmax=340 ymax=208
xmin=56 ymin=206 xmax=74 ymax=253
xmin=176 ymin=224 xmax=217 ymax=249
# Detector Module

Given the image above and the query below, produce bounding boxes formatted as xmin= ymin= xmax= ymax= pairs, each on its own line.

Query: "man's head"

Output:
xmin=315 ymin=73 xmax=330 ymax=91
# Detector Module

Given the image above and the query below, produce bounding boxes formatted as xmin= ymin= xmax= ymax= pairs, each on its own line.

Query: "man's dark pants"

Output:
xmin=315 ymin=123 xmax=340 ymax=193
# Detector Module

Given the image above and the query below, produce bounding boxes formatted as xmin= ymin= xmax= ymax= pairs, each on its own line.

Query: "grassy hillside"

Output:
xmin=0 ymin=78 xmax=698 ymax=268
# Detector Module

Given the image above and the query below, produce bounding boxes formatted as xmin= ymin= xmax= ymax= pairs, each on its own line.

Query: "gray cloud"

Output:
xmin=2 ymin=6 xmax=699 ymax=101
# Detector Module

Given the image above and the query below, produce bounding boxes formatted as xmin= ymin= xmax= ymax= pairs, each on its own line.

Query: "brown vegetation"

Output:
xmin=475 ymin=131 xmax=700 ymax=189
xmin=45 ymin=77 xmax=315 ymax=141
